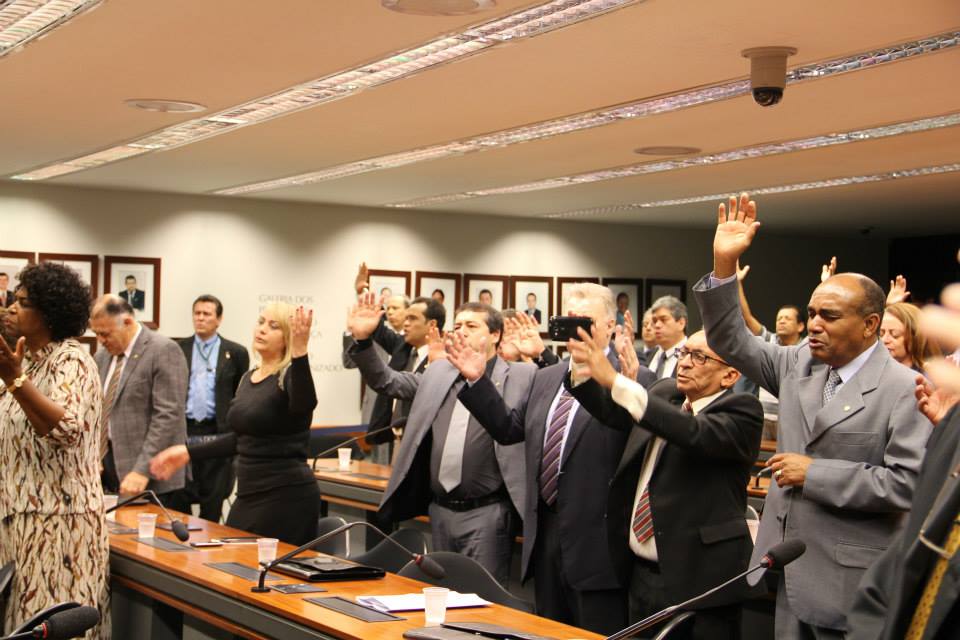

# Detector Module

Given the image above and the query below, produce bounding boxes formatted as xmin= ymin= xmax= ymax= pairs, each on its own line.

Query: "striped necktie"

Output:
xmin=102 ymin=353 xmax=125 ymax=426
xmin=539 ymin=388 xmax=575 ymax=506
xmin=632 ymin=401 xmax=691 ymax=543
xmin=906 ymin=515 xmax=960 ymax=639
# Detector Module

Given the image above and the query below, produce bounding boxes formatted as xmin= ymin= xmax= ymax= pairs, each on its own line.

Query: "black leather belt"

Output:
xmin=432 ymin=488 xmax=508 ymax=512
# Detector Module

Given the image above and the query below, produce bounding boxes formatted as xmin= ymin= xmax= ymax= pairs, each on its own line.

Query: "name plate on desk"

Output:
xmin=405 ymin=622 xmax=558 ymax=640
xmin=136 ymin=537 xmax=193 ymax=552
xmin=305 ymin=596 xmax=404 ymax=622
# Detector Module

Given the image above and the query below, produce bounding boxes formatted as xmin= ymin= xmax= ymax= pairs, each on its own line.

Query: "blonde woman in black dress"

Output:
xmin=151 ymin=303 xmax=320 ymax=545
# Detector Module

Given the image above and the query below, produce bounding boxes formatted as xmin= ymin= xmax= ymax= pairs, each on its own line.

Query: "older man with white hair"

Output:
xmin=447 ymin=282 xmax=655 ymax=634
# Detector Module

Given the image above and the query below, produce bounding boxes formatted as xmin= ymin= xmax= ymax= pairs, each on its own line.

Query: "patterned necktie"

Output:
xmin=539 ymin=388 xmax=575 ymax=506
xmin=438 ymin=397 xmax=471 ymax=492
xmin=654 ymin=349 xmax=669 ymax=378
xmin=822 ymin=368 xmax=842 ymax=406
xmin=905 ymin=515 xmax=960 ymax=639
xmin=632 ymin=401 xmax=690 ymax=543
xmin=102 ymin=353 xmax=125 ymax=427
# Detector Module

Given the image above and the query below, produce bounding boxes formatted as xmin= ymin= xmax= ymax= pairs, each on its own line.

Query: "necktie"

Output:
xmin=438 ymin=395 xmax=471 ymax=492
xmin=406 ymin=348 xmax=418 ymax=372
xmin=654 ymin=349 xmax=670 ymax=378
xmin=632 ymin=402 xmax=689 ymax=543
xmin=539 ymin=388 xmax=575 ymax=506
xmin=102 ymin=353 xmax=125 ymax=426
xmin=822 ymin=368 xmax=842 ymax=406
xmin=905 ymin=515 xmax=960 ymax=639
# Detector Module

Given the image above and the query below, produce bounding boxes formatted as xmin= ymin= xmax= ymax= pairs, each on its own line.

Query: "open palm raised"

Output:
xmin=713 ymin=192 xmax=760 ymax=278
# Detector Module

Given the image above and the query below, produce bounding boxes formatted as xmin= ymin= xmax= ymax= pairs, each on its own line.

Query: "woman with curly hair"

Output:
xmin=880 ymin=302 xmax=941 ymax=373
xmin=0 ymin=262 xmax=109 ymax=638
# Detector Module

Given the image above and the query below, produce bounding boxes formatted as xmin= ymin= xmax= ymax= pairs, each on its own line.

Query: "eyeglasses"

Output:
xmin=676 ymin=347 xmax=728 ymax=367
xmin=917 ymin=465 xmax=960 ymax=560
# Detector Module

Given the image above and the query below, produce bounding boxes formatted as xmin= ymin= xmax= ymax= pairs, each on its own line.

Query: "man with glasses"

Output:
xmin=565 ymin=328 xmax=763 ymax=639
xmin=692 ymin=193 xmax=929 ymax=638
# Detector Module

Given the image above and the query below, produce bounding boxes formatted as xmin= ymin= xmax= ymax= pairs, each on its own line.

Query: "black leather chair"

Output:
xmin=398 ymin=551 xmax=533 ymax=613
xmin=351 ymin=528 xmax=428 ymax=574
xmin=313 ymin=515 xmax=349 ymax=556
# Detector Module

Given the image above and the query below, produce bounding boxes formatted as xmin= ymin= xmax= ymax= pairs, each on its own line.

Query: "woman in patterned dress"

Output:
xmin=0 ymin=262 xmax=109 ymax=639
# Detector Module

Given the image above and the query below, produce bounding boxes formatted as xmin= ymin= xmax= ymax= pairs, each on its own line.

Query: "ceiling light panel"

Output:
xmin=385 ymin=112 xmax=960 ymax=207
xmin=542 ymin=163 xmax=960 ymax=219
xmin=8 ymin=0 xmax=640 ymax=181
xmin=214 ymin=30 xmax=960 ymax=197
xmin=0 ymin=0 xmax=103 ymax=55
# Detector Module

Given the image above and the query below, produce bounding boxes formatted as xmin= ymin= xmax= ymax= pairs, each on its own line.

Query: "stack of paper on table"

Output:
xmin=356 ymin=592 xmax=490 ymax=612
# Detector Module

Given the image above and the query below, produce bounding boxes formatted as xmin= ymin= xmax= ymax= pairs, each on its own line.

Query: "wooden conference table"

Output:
xmin=109 ymin=504 xmax=601 ymax=640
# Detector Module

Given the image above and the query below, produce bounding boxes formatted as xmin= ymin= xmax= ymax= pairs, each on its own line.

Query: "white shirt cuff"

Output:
xmin=611 ymin=373 xmax=649 ymax=422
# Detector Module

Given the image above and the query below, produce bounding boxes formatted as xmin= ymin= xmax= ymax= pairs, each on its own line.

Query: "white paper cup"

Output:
xmin=423 ymin=587 xmax=449 ymax=626
xmin=337 ymin=447 xmax=352 ymax=471
xmin=137 ymin=513 xmax=157 ymax=538
xmin=104 ymin=494 xmax=118 ymax=522
xmin=257 ymin=538 xmax=279 ymax=565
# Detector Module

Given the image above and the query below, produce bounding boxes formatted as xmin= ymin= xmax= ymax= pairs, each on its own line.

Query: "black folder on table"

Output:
xmin=404 ymin=622 xmax=557 ymax=640
xmin=271 ymin=556 xmax=385 ymax=582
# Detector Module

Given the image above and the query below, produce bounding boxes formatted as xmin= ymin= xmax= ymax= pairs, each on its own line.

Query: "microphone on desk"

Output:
xmin=311 ymin=420 xmax=403 ymax=470
xmin=3 ymin=604 xmax=100 ymax=640
xmin=605 ymin=540 xmax=806 ymax=640
xmin=105 ymin=489 xmax=190 ymax=542
xmin=251 ymin=521 xmax=445 ymax=593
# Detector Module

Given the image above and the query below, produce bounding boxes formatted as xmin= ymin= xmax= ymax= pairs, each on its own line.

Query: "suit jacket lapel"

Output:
xmin=797 ymin=362 xmax=829 ymax=441
xmin=562 ymin=349 xmax=618 ymax=466
xmin=415 ymin=362 xmax=462 ymax=440
xmin=808 ymin=345 xmax=886 ymax=445
xmin=616 ymin=427 xmax=652 ymax=478
xmin=116 ymin=328 xmax=149 ymax=399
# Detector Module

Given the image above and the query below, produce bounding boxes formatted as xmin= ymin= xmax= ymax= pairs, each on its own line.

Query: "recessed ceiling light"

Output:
xmin=634 ymin=146 xmax=701 ymax=156
xmin=381 ymin=0 xmax=496 ymax=16
xmin=124 ymin=99 xmax=207 ymax=114
xmin=215 ymin=30 xmax=960 ymax=197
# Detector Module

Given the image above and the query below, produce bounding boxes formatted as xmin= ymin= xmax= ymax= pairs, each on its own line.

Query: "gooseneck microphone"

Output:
xmin=310 ymin=420 xmax=403 ymax=471
xmin=3 ymin=605 xmax=100 ymax=640
xmin=605 ymin=540 xmax=806 ymax=640
xmin=251 ymin=521 xmax=444 ymax=593
xmin=105 ymin=490 xmax=190 ymax=542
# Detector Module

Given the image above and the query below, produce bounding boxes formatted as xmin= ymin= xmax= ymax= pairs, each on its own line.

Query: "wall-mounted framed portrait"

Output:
xmin=509 ymin=275 xmax=554 ymax=336
xmin=416 ymin=271 xmax=461 ymax=330
xmin=646 ymin=278 xmax=688 ymax=309
xmin=557 ymin=277 xmax=601 ymax=316
xmin=0 ymin=250 xmax=36 ymax=307
xmin=601 ymin=277 xmax=644 ymax=328
xmin=367 ymin=269 xmax=411 ymax=301
xmin=38 ymin=253 xmax=99 ymax=300
xmin=463 ymin=273 xmax=509 ymax=309
xmin=104 ymin=256 xmax=162 ymax=329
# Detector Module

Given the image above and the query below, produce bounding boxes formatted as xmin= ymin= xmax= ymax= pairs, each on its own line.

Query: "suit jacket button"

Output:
xmin=63 ymin=493 xmax=72 ymax=505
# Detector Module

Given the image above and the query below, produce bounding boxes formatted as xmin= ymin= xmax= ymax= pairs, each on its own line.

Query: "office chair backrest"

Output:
xmin=314 ymin=515 xmax=349 ymax=557
xmin=350 ymin=528 xmax=428 ymax=574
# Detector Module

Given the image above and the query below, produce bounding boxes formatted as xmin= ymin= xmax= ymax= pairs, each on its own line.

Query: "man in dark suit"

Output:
xmin=647 ymin=296 xmax=688 ymax=379
xmin=348 ymin=297 xmax=535 ymax=584
xmin=0 ymin=273 xmax=13 ymax=307
xmin=174 ymin=295 xmax=249 ymax=521
xmin=566 ymin=328 xmax=763 ymax=639
xmin=118 ymin=275 xmax=145 ymax=311
xmin=447 ymin=283 xmax=655 ymax=634
xmin=847 ymin=399 xmax=960 ymax=639
xmin=695 ymin=193 xmax=929 ymax=637
xmin=90 ymin=295 xmax=188 ymax=501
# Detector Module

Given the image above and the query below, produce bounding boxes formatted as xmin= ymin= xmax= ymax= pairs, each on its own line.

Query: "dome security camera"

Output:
xmin=742 ymin=47 xmax=798 ymax=107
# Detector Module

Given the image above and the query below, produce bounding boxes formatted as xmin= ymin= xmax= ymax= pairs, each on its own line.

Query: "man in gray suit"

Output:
xmin=347 ymin=295 xmax=535 ymax=584
xmin=692 ymin=193 xmax=930 ymax=637
xmin=90 ymin=295 xmax=188 ymax=501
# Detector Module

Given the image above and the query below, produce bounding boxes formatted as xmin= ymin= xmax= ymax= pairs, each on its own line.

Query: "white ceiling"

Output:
xmin=2 ymin=0 xmax=959 ymax=233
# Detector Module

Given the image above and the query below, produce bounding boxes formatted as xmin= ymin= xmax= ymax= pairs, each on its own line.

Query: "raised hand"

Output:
xmin=915 ymin=374 xmax=958 ymax=425
xmin=736 ymin=261 xmax=751 ymax=282
xmin=499 ymin=318 xmax=522 ymax=362
xmin=445 ymin=332 xmax=487 ymax=382
xmin=615 ymin=325 xmax=640 ymax=381
xmin=426 ymin=325 xmax=447 ymax=363
xmin=514 ymin=312 xmax=546 ymax=359
xmin=347 ymin=292 xmax=384 ymax=340
xmin=354 ymin=262 xmax=370 ymax=294
xmin=887 ymin=275 xmax=910 ymax=305
xmin=820 ymin=256 xmax=837 ymax=283
xmin=568 ymin=325 xmax=618 ymax=389
xmin=290 ymin=306 xmax=313 ymax=357
xmin=713 ymin=192 xmax=760 ymax=278
xmin=0 ymin=335 xmax=25 ymax=386
xmin=622 ymin=309 xmax=636 ymax=342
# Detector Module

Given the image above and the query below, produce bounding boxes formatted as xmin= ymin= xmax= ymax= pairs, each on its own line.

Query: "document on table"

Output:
xmin=356 ymin=592 xmax=490 ymax=612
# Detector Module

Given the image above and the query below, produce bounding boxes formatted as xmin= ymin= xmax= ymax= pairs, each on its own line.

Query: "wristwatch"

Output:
xmin=8 ymin=372 xmax=27 ymax=392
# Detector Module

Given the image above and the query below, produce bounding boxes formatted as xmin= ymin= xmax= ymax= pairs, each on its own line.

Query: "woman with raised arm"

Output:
xmin=151 ymin=303 xmax=320 ymax=545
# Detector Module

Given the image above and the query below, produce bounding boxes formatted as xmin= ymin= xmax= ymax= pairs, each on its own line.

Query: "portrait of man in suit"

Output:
xmin=694 ymin=193 xmax=930 ymax=637
xmin=478 ymin=288 xmax=493 ymax=306
xmin=90 ymin=295 xmax=188 ymax=502
xmin=118 ymin=274 xmax=146 ymax=311
xmin=0 ymin=272 xmax=12 ymax=307
xmin=524 ymin=292 xmax=542 ymax=324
